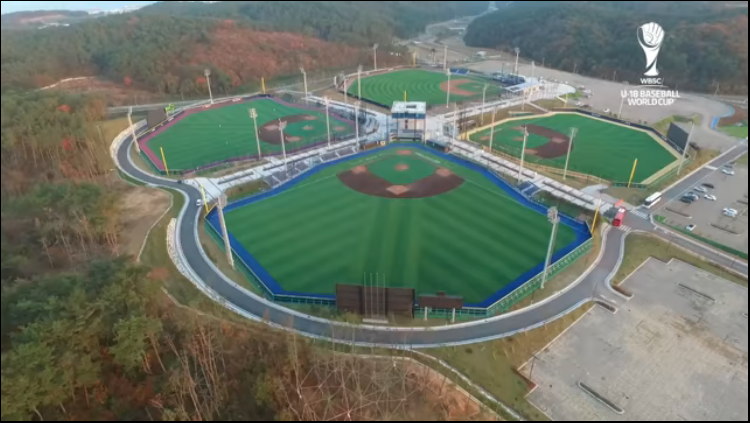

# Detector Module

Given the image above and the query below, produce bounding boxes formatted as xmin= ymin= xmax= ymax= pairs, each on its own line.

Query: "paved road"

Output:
xmin=116 ymin=132 xmax=628 ymax=347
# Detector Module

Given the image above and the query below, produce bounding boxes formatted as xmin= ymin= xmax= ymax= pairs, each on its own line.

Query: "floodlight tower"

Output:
xmin=514 ymin=47 xmax=521 ymax=78
xmin=249 ymin=108 xmax=261 ymax=159
xmin=443 ymin=45 xmax=448 ymax=71
xmin=357 ymin=65 xmax=363 ymax=99
xmin=563 ymin=127 xmax=578 ymax=180
xmin=354 ymin=101 xmax=361 ymax=150
xmin=517 ymin=127 xmax=529 ymax=184
xmin=481 ymin=84 xmax=489 ymax=125
xmin=217 ymin=195 xmax=235 ymax=269
xmin=678 ymin=122 xmax=695 ymax=175
xmin=279 ymin=120 xmax=288 ymax=176
xmin=204 ymin=68 xmax=214 ymax=105
xmin=445 ymin=69 xmax=452 ymax=107
xmin=300 ymin=67 xmax=309 ymax=105
xmin=541 ymin=207 xmax=561 ymax=290
xmin=127 ymin=106 xmax=140 ymax=154
xmin=324 ymin=97 xmax=332 ymax=148
xmin=373 ymin=44 xmax=379 ymax=71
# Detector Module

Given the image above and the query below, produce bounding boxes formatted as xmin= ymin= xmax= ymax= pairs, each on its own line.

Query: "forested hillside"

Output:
xmin=1 ymin=15 xmax=368 ymax=97
xmin=141 ymin=0 xmax=488 ymax=45
xmin=465 ymin=1 xmax=748 ymax=94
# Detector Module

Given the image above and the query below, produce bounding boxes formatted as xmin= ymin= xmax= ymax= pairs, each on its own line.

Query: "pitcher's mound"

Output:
xmin=334 ymin=126 xmax=348 ymax=132
xmin=303 ymin=125 xmax=314 ymax=131
xmin=396 ymin=150 xmax=413 ymax=156
xmin=436 ymin=168 xmax=453 ymax=177
xmin=303 ymin=115 xmax=318 ymax=121
xmin=352 ymin=165 xmax=368 ymax=174
xmin=287 ymin=136 xmax=302 ymax=143
xmin=395 ymin=164 xmax=409 ymax=171
xmin=480 ymin=136 xmax=491 ymax=141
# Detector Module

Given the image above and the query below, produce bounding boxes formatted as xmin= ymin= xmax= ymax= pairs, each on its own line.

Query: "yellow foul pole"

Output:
xmin=160 ymin=147 xmax=170 ymax=176
xmin=628 ymin=158 xmax=638 ymax=188
xmin=200 ymin=184 xmax=209 ymax=215
xmin=591 ymin=197 xmax=602 ymax=235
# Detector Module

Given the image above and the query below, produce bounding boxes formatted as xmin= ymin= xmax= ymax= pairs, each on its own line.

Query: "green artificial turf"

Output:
xmin=470 ymin=113 xmax=678 ymax=183
xmin=144 ymin=98 xmax=354 ymax=172
xmin=223 ymin=147 xmax=578 ymax=304
xmin=350 ymin=69 xmax=503 ymax=107
xmin=720 ymin=125 xmax=748 ymax=139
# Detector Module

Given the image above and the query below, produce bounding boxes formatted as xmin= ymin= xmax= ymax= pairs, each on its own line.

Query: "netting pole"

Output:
xmin=217 ymin=195 xmax=235 ymax=269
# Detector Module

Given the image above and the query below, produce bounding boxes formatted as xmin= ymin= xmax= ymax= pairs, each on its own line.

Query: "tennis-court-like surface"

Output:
xmin=216 ymin=145 xmax=589 ymax=306
xmin=140 ymin=98 xmax=354 ymax=172
xmin=469 ymin=113 xmax=679 ymax=183
xmin=350 ymin=69 xmax=503 ymax=107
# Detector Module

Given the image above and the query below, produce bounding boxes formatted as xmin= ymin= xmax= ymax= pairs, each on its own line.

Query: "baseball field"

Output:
xmin=469 ymin=113 xmax=680 ymax=183
xmin=139 ymin=98 xmax=355 ymax=172
xmin=214 ymin=145 xmax=589 ymax=307
xmin=349 ymin=69 xmax=503 ymax=107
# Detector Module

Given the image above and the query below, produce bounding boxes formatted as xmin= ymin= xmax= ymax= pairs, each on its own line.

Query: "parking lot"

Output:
xmin=659 ymin=163 xmax=748 ymax=254
xmin=524 ymin=259 xmax=748 ymax=421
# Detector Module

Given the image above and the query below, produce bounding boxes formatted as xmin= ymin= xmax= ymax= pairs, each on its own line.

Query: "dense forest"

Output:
xmin=140 ymin=1 xmax=488 ymax=45
xmin=465 ymin=1 xmax=748 ymax=94
xmin=1 ymin=1 xmax=486 ymax=96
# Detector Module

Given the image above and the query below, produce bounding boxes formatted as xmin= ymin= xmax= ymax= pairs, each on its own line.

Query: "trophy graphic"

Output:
xmin=638 ymin=22 xmax=664 ymax=77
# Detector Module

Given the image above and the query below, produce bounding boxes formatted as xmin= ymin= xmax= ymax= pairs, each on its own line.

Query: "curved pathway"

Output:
xmin=115 ymin=125 xmax=747 ymax=349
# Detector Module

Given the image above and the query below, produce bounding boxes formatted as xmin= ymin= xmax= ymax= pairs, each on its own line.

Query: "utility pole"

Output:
xmin=373 ymin=44 xmax=379 ymax=71
xmin=217 ymin=195 xmax=235 ymax=269
xmin=127 ymin=106 xmax=140 ymax=154
xmin=514 ymin=47 xmax=521 ymax=77
xmin=489 ymin=105 xmax=497 ymax=152
xmin=279 ymin=120 xmax=288 ymax=177
xmin=446 ymin=69 xmax=452 ymax=107
xmin=563 ymin=127 xmax=578 ymax=180
xmin=325 ymin=97 xmax=332 ymax=148
xmin=300 ymin=67 xmax=308 ymax=105
xmin=541 ymin=207 xmax=560 ymax=290
xmin=518 ymin=127 xmax=529 ymax=184
xmin=250 ymin=108 xmax=261 ymax=159
xmin=618 ymin=94 xmax=626 ymax=119
xmin=204 ymin=68 xmax=214 ymax=105
xmin=678 ymin=121 xmax=694 ymax=175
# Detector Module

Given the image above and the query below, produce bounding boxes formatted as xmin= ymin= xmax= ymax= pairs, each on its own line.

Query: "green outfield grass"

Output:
xmin=470 ymin=113 xmax=678 ymax=183
xmin=350 ymin=69 xmax=503 ymax=107
xmin=223 ymin=147 xmax=578 ymax=304
xmin=144 ymin=98 xmax=354 ymax=172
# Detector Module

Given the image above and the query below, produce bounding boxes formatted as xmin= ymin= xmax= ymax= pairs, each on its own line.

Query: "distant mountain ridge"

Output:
xmin=465 ymin=1 xmax=748 ymax=94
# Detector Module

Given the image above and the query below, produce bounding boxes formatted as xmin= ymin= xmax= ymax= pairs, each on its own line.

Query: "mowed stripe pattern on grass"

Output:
xmin=224 ymin=148 xmax=578 ymax=304
xmin=470 ymin=113 xmax=677 ymax=182
xmin=145 ymin=98 xmax=354 ymax=171
xmin=350 ymin=69 xmax=503 ymax=107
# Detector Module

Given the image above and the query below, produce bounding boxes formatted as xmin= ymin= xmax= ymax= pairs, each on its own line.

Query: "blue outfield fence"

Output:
xmin=206 ymin=142 xmax=592 ymax=311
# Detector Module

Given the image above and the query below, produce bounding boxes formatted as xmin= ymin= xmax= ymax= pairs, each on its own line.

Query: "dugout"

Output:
xmin=391 ymin=101 xmax=427 ymax=142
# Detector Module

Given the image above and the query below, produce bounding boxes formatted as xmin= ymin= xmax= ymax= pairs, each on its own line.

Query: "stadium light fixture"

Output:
xmin=279 ymin=120 xmax=288 ymax=176
xmin=324 ymin=97 xmax=331 ymax=148
xmin=678 ymin=122 xmax=694 ymax=175
xmin=373 ymin=44 xmax=379 ymax=71
xmin=563 ymin=127 xmax=578 ymax=180
xmin=481 ymin=85 xmax=489 ymax=125
xmin=446 ymin=69 xmax=452 ymax=107
xmin=354 ymin=101 xmax=361 ymax=150
xmin=300 ymin=67 xmax=308 ymax=105
xmin=249 ymin=108 xmax=261 ymax=160
xmin=127 ymin=106 xmax=140 ymax=154
xmin=541 ymin=207 xmax=560 ymax=290
xmin=518 ymin=127 xmax=529 ymax=184
xmin=514 ymin=47 xmax=520 ymax=77
xmin=357 ymin=65 xmax=363 ymax=99
xmin=217 ymin=194 xmax=234 ymax=269
xmin=204 ymin=68 xmax=214 ymax=105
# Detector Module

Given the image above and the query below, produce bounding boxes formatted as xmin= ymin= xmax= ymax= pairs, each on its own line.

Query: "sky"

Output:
xmin=1 ymin=1 xmax=154 ymax=15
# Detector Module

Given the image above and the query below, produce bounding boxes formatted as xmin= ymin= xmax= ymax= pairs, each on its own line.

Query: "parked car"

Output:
xmin=723 ymin=208 xmax=738 ymax=218
xmin=196 ymin=199 xmax=203 ymax=208
xmin=704 ymin=194 xmax=718 ymax=201
xmin=604 ymin=108 xmax=611 ymax=114
xmin=680 ymin=197 xmax=695 ymax=204
xmin=722 ymin=168 xmax=736 ymax=176
xmin=694 ymin=186 xmax=707 ymax=193
xmin=686 ymin=224 xmax=697 ymax=232
xmin=702 ymin=183 xmax=716 ymax=189
xmin=686 ymin=192 xmax=699 ymax=201
xmin=575 ymin=101 xmax=583 ymax=107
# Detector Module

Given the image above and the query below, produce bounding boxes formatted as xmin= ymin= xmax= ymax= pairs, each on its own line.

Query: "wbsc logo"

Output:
xmin=637 ymin=22 xmax=664 ymax=86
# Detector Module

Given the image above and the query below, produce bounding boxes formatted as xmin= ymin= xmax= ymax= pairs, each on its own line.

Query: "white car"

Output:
xmin=575 ymin=101 xmax=583 ymax=107
xmin=722 ymin=169 xmax=735 ymax=176
xmin=694 ymin=186 xmax=707 ymax=193
xmin=603 ymin=108 xmax=611 ymax=114
xmin=196 ymin=199 xmax=204 ymax=208
xmin=686 ymin=224 xmax=697 ymax=232
xmin=723 ymin=208 xmax=738 ymax=218
xmin=704 ymin=194 xmax=717 ymax=201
